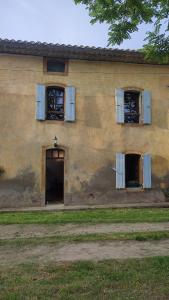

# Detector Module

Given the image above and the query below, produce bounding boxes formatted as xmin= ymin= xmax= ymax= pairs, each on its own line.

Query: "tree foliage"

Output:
xmin=74 ymin=0 xmax=169 ymax=63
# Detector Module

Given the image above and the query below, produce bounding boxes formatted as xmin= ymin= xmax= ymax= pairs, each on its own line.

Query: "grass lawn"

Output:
xmin=1 ymin=257 xmax=169 ymax=300
xmin=1 ymin=208 xmax=169 ymax=224
xmin=1 ymin=209 xmax=169 ymax=299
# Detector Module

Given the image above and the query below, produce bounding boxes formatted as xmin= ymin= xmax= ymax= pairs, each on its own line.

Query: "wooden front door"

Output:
xmin=46 ymin=149 xmax=64 ymax=204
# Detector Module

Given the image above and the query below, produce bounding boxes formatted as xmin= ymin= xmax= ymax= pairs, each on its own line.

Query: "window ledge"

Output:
xmin=122 ymin=123 xmax=143 ymax=127
xmin=44 ymin=120 xmax=65 ymax=125
xmin=44 ymin=71 xmax=68 ymax=76
xmin=126 ymin=187 xmax=143 ymax=192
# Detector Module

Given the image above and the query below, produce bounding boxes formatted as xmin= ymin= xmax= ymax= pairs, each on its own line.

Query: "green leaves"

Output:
xmin=74 ymin=0 xmax=169 ymax=63
xmin=142 ymin=26 xmax=169 ymax=63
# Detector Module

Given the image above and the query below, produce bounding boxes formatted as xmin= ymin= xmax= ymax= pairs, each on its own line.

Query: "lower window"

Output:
xmin=125 ymin=154 xmax=141 ymax=188
xmin=116 ymin=152 xmax=151 ymax=189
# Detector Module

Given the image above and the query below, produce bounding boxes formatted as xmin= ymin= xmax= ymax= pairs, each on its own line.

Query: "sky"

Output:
xmin=0 ymin=0 xmax=152 ymax=50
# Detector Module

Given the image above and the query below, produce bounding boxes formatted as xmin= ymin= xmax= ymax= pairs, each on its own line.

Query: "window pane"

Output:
xmin=59 ymin=150 xmax=64 ymax=158
xmin=46 ymin=150 xmax=53 ymax=158
xmin=53 ymin=151 xmax=58 ymax=158
xmin=57 ymin=97 xmax=64 ymax=105
xmin=124 ymin=91 xmax=140 ymax=123
xmin=47 ymin=87 xmax=64 ymax=120
xmin=47 ymin=61 xmax=65 ymax=72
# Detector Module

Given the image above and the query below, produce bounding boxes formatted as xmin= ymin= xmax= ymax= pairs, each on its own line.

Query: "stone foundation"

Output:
xmin=64 ymin=189 xmax=166 ymax=206
xmin=0 ymin=185 xmax=166 ymax=209
xmin=0 ymin=190 xmax=44 ymax=208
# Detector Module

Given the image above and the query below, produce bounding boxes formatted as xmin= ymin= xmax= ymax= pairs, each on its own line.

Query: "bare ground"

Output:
xmin=1 ymin=223 xmax=169 ymax=265
xmin=1 ymin=222 xmax=169 ymax=239
xmin=1 ymin=239 xmax=169 ymax=265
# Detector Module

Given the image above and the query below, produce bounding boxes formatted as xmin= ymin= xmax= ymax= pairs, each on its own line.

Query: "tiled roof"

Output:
xmin=0 ymin=38 xmax=163 ymax=65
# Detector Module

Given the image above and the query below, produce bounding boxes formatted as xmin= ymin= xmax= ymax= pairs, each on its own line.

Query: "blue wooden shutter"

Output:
xmin=143 ymin=154 xmax=151 ymax=188
xmin=142 ymin=90 xmax=151 ymax=124
xmin=115 ymin=89 xmax=124 ymax=123
xmin=116 ymin=153 xmax=125 ymax=189
xmin=65 ymin=86 xmax=76 ymax=122
xmin=36 ymin=84 xmax=46 ymax=120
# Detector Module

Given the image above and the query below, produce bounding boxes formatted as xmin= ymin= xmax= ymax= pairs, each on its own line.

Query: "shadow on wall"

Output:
xmin=152 ymin=155 xmax=169 ymax=196
xmin=0 ymin=167 xmax=42 ymax=208
xmin=67 ymin=161 xmax=166 ymax=205
xmin=152 ymin=172 xmax=169 ymax=198
xmin=80 ymin=162 xmax=116 ymax=192
xmin=74 ymin=159 xmax=169 ymax=197
xmin=0 ymin=166 xmax=5 ymax=177
xmin=0 ymin=167 xmax=36 ymax=191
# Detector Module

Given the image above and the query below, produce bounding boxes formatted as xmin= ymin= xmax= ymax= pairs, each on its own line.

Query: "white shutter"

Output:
xmin=65 ymin=86 xmax=76 ymax=122
xmin=116 ymin=153 xmax=125 ymax=189
xmin=115 ymin=88 xmax=124 ymax=123
xmin=142 ymin=90 xmax=151 ymax=124
xmin=143 ymin=154 xmax=152 ymax=188
xmin=36 ymin=84 xmax=46 ymax=120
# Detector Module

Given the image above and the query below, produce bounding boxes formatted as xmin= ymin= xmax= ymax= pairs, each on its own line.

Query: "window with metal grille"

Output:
xmin=46 ymin=86 xmax=64 ymax=120
xmin=124 ymin=91 xmax=140 ymax=123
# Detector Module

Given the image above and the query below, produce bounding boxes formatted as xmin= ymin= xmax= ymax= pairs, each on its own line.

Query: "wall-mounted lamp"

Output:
xmin=53 ymin=136 xmax=58 ymax=148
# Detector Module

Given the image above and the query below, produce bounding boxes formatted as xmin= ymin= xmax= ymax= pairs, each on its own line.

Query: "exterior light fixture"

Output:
xmin=53 ymin=136 xmax=58 ymax=148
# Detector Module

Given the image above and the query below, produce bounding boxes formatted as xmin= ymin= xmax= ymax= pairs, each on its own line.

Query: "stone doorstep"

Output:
xmin=1 ymin=202 xmax=169 ymax=212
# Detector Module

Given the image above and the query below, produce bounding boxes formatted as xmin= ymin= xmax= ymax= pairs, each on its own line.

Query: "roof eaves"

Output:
xmin=0 ymin=38 xmax=165 ymax=65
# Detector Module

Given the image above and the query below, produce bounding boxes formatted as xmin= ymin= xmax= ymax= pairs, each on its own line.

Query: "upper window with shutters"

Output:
xmin=115 ymin=88 xmax=151 ymax=125
xmin=36 ymin=84 xmax=76 ymax=122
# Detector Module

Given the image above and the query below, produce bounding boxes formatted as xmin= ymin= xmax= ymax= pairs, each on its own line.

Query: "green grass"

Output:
xmin=1 ymin=257 xmax=169 ymax=299
xmin=1 ymin=208 xmax=169 ymax=224
xmin=1 ymin=208 xmax=169 ymax=299
xmin=1 ymin=230 xmax=169 ymax=247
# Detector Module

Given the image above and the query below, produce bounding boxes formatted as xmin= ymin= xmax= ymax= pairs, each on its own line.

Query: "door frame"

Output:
xmin=125 ymin=152 xmax=142 ymax=188
xmin=41 ymin=144 xmax=67 ymax=205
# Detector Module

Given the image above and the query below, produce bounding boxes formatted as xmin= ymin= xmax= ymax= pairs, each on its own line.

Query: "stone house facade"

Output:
xmin=0 ymin=39 xmax=168 ymax=208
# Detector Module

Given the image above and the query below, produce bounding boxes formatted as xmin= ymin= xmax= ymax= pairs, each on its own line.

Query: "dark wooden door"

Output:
xmin=46 ymin=149 xmax=64 ymax=204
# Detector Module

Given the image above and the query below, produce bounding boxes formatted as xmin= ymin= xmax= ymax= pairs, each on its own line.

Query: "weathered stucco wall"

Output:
xmin=0 ymin=54 xmax=169 ymax=207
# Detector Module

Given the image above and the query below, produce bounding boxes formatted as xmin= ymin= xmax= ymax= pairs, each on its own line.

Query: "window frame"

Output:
xmin=115 ymin=87 xmax=151 ymax=126
xmin=116 ymin=152 xmax=152 ymax=190
xmin=36 ymin=84 xmax=76 ymax=123
xmin=124 ymin=89 xmax=142 ymax=125
xmin=125 ymin=153 xmax=142 ymax=188
xmin=43 ymin=57 xmax=68 ymax=76
xmin=124 ymin=89 xmax=143 ymax=125
xmin=46 ymin=86 xmax=65 ymax=122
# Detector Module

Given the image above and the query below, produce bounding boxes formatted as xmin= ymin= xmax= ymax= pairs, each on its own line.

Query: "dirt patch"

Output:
xmin=1 ymin=223 xmax=169 ymax=239
xmin=1 ymin=239 xmax=169 ymax=265
xmin=1 ymin=223 xmax=169 ymax=265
